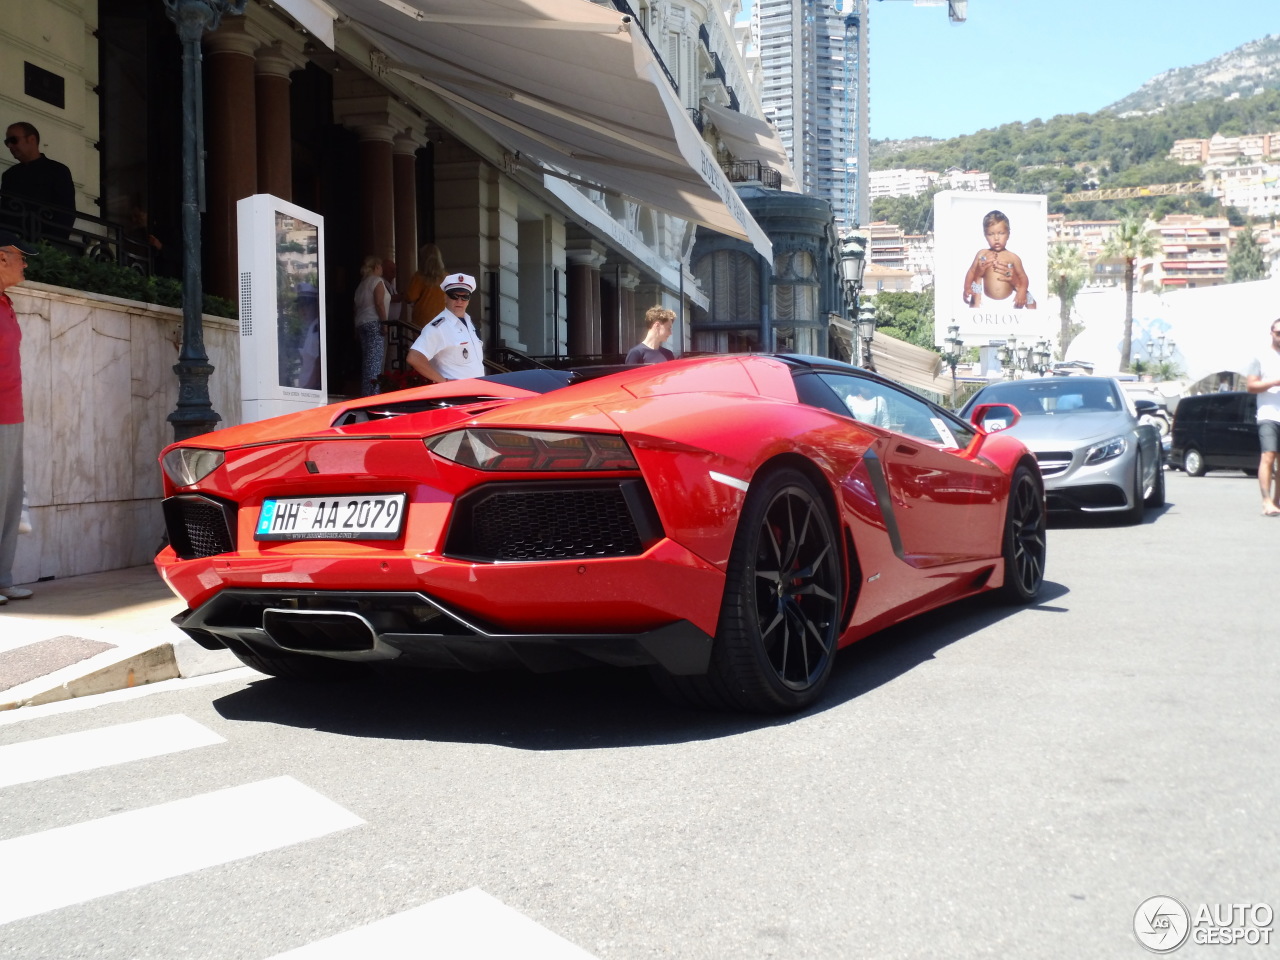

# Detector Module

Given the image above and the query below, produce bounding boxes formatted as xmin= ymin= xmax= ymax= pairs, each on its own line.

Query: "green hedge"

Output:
xmin=24 ymin=242 xmax=236 ymax=319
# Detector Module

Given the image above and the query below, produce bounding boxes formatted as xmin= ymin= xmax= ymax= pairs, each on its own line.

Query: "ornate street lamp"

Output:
xmin=837 ymin=234 xmax=869 ymax=364
xmin=942 ymin=322 xmax=964 ymax=406
xmin=1146 ymin=334 xmax=1176 ymax=364
xmin=163 ymin=0 xmax=246 ymax=441
xmin=857 ymin=302 xmax=877 ymax=370
xmin=997 ymin=335 xmax=1018 ymax=375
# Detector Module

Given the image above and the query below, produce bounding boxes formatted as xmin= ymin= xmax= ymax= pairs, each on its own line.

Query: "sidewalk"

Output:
xmin=0 ymin=566 xmax=240 ymax=711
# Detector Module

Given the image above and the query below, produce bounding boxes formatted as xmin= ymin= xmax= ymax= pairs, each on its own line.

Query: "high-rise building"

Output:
xmin=755 ymin=0 xmax=869 ymax=232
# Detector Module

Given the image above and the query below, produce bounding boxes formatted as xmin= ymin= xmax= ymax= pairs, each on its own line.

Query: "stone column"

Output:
xmin=566 ymin=243 xmax=606 ymax=356
xmin=203 ymin=26 xmax=259 ymax=302
xmin=254 ymin=43 xmax=300 ymax=201
xmin=392 ymin=133 xmax=422 ymax=284
xmin=354 ymin=125 xmax=396 ymax=260
xmin=335 ymin=92 xmax=419 ymax=262
xmin=618 ymin=264 xmax=641 ymax=349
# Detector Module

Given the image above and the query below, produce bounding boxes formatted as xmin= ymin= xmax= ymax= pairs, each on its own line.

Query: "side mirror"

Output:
xmin=1133 ymin=399 xmax=1160 ymax=416
xmin=971 ymin=402 xmax=1021 ymax=433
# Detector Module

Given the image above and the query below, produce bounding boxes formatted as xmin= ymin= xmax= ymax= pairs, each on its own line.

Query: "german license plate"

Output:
xmin=255 ymin=494 xmax=407 ymax=541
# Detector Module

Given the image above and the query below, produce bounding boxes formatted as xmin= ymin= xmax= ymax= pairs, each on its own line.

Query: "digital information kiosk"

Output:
xmin=236 ymin=194 xmax=327 ymax=423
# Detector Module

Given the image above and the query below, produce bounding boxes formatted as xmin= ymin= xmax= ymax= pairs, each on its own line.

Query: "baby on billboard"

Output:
xmin=961 ymin=209 xmax=1037 ymax=310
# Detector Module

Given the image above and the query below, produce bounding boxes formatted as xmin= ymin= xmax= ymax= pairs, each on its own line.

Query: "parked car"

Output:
xmin=156 ymin=355 xmax=1046 ymax=714
xmin=959 ymin=375 xmax=1164 ymax=523
xmin=1170 ymin=391 xmax=1260 ymax=476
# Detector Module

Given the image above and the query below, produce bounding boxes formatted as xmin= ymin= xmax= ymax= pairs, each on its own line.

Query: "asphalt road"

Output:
xmin=1 ymin=468 xmax=1276 ymax=960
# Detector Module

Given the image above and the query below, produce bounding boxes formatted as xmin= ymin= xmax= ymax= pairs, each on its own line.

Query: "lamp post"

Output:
xmin=1146 ymin=335 xmax=1174 ymax=362
xmin=857 ymin=304 xmax=877 ymax=370
xmin=1032 ymin=340 xmax=1052 ymax=375
xmin=997 ymin=335 xmax=1018 ymax=376
xmin=163 ymin=0 xmax=245 ymax=441
xmin=942 ymin=323 xmax=964 ymax=407
xmin=837 ymin=234 xmax=868 ymax=365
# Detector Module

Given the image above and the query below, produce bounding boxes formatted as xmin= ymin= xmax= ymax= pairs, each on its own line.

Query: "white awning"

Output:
xmin=699 ymin=100 xmax=797 ymax=192
xmin=868 ymin=334 xmax=950 ymax=397
xmin=321 ymin=0 xmax=772 ymax=261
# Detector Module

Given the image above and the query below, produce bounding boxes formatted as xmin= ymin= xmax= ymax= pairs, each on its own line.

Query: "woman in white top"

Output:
xmin=353 ymin=254 xmax=390 ymax=395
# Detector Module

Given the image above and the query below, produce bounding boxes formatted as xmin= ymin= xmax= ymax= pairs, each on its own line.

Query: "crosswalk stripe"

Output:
xmin=0 ymin=714 xmax=225 ymax=788
xmin=266 ymin=887 xmax=600 ymax=960
xmin=0 ymin=775 xmax=364 ymax=926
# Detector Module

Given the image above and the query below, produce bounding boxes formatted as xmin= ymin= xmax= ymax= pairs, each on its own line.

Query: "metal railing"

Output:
xmin=606 ymin=0 xmax=679 ymax=96
xmin=0 ymin=197 xmax=157 ymax=275
xmin=721 ymin=160 xmax=782 ymax=190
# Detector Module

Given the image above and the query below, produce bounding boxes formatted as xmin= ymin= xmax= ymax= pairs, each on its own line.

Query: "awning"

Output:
xmin=319 ymin=0 xmax=772 ymax=261
xmin=867 ymin=333 xmax=949 ymax=397
xmin=699 ymin=100 xmax=797 ymax=192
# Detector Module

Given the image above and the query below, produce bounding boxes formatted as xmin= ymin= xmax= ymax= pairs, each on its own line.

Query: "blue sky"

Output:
xmin=865 ymin=1 xmax=1278 ymax=140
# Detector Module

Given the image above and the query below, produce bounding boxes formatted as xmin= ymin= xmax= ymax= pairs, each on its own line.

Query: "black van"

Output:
xmin=1170 ymin=392 xmax=1259 ymax=476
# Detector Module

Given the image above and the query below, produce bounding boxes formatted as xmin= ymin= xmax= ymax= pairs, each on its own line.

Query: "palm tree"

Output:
xmin=1102 ymin=216 xmax=1159 ymax=372
xmin=1048 ymin=243 xmax=1089 ymax=361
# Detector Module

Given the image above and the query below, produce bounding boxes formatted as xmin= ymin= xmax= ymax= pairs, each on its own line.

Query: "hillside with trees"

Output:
xmin=869 ymin=89 xmax=1280 ymax=228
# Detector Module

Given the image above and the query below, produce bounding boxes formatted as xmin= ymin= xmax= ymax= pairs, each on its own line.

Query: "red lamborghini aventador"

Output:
xmin=156 ymin=354 xmax=1046 ymax=713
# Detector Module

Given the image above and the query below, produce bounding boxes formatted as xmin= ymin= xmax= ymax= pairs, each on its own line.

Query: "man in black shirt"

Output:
xmin=625 ymin=305 xmax=677 ymax=364
xmin=2 ymin=122 xmax=75 ymax=240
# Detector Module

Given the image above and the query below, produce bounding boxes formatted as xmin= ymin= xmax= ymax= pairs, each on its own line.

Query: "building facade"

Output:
xmin=2 ymin=0 xmax=812 ymax=402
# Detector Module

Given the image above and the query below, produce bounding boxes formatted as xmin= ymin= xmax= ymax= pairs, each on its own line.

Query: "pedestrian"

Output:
xmin=1 ymin=122 xmax=75 ymax=241
xmin=844 ymin=379 xmax=891 ymax=429
xmin=625 ymin=306 xmax=676 ymax=364
xmin=1244 ymin=316 xmax=1280 ymax=517
xmin=381 ymin=257 xmax=400 ymax=324
xmin=401 ymin=243 xmax=447 ymax=331
xmin=0 ymin=229 xmax=38 ymax=604
xmin=352 ymin=254 xmax=390 ymax=396
xmin=406 ymin=272 xmax=484 ymax=382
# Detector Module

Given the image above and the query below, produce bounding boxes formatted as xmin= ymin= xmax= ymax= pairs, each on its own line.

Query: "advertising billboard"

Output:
xmin=934 ymin=190 xmax=1051 ymax=349
xmin=237 ymin=194 xmax=327 ymax=422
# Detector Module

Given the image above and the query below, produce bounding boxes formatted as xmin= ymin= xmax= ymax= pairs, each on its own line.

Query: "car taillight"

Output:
xmin=161 ymin=448 xmax=225 ymax=486
xmin=424 ymin=429 xmax=638 ymax=471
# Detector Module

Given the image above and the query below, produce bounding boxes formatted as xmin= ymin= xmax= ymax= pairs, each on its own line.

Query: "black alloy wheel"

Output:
xmin=997 ymin=465 xmax=1046 ymax=604
xmin=704 ymin=468 xmax=843 ymax=713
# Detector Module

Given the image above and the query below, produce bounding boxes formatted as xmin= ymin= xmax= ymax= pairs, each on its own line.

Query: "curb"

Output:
xmin=0 ymin=638 xmax=242 ymax=712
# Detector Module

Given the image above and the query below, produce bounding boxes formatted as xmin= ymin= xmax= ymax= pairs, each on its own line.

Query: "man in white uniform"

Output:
xmin=407 ymin=272 xmax=484 ymax=382
xmin=1245 ymin=317 xmax=1280 ymax=516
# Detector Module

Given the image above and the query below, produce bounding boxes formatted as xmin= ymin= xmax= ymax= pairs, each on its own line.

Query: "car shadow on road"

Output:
xmin=211 ymin=579 xmax=1070 ymax=749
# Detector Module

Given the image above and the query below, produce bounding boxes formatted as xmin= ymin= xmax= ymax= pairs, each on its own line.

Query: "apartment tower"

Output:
xmin=755 ymin=0 xmax=869 ymax=231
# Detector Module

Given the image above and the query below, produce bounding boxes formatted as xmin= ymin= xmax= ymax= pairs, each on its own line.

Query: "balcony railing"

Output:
xmin=721 ymin=160 xmax=782 ymax=190
xmin=605 ymin=0 xmax=678 ymax=96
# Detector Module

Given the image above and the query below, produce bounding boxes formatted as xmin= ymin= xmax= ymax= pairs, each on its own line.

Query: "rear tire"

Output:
xmin=1183 ymin=448 xmax=1206 ymax=477
xmin=997 ymin=465 xmax=1046 ymax=604
xmin=656 ymin=468 xmax=842 ymax=714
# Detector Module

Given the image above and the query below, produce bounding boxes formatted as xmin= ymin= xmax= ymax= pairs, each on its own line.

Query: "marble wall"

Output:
xmin=8 ymin=283 xmax=240 ymax=584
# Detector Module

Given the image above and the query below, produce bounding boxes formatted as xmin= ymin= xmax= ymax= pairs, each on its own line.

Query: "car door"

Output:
xmin=1226 ymin=393 xmax=1260 ymax=469
xmin=1202 ymin=394 xmax=1251 ymax=469
xmin=814 ymin=373 xmax=1006 ymax=567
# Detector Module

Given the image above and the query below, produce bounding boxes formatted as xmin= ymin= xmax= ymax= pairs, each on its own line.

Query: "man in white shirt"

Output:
xmin=407 ymin=272 xmax=485 ymax=382
xmin=1245 ymin=317 xmax=1280 ymax=516
xmin=844 ymin=380 xmax=891 ymax=429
